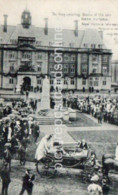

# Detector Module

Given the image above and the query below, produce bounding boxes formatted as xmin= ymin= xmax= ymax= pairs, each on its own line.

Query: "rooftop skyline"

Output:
xmin=0 ymin=0 xmax=118 ymax=58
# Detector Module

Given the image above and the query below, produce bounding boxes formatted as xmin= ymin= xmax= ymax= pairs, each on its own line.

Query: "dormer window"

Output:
xmin=98 ymin=44 xmax=102 ymax=49
xmin=91 ymin=44 xmax=96 ymax=48
xmin=83 ymin=43 xmax=88 ymax=48
xmin=49 ymin=42 xmax=54 ymax=46
xmin=69 ymin=43 xmax=74 ymax=47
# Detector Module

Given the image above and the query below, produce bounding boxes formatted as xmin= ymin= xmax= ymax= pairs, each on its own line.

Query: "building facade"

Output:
xmin=0 ymin=10 xmax=112 ymax=93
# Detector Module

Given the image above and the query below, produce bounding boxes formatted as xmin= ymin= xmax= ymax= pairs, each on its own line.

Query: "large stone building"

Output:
xmin=0 ymin=9 xmax=112 ymax=93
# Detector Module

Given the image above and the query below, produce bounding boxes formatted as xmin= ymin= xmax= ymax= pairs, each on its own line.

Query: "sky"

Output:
xmin=0 ymin=0 xmax=118 ymax=59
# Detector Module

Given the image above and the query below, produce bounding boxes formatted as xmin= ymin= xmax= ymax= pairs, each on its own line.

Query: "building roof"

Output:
xmin=0 ymin=23 xmax=106 ymax=49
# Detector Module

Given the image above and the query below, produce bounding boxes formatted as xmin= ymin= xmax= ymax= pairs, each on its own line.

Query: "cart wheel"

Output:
xmin=36 ymin=160 xmax=48 ymax=175
xmin=36 ymin=161 xmax=57 ymax=178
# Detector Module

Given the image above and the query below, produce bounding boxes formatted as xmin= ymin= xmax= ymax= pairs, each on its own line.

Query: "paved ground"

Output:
xmin=68 ymin=113 xmax=118 ymax=131
xmin=40 ymin=125 xmax=74 ymax=143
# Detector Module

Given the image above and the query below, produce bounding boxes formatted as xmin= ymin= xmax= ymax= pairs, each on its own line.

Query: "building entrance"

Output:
xmin=22 ymin=77 xmax=31 ymax=91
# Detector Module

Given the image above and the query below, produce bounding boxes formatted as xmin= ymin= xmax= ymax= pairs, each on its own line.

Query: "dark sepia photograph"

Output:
xmin=0 ymin=0 xmax=118 ymax=194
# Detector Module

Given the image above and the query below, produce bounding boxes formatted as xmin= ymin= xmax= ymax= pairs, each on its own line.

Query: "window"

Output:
xmin=70 ymin=78 xmax=74 ymax=85
xmin=49 ymin=63 xmax=54 ymax=71
xmin=103 ymin=81 xmax=106 ymax=85
xmin=49 ymin=42 xmax=54 ymax=46
xmin=63 ymin=64 xmax=68 ymax=73
xmin=69 ymin=43 xmax=74 ymax=47
xmin=10 ymin=39 xmax=17 ymax=44
xmin=83 ymin=43 xmax=88 ymax=48
xmin=91 ymin=44 xmax=96 ymax=48
xmin=49 ymin=53 xmax=54 ymax=61
xmin=50 ymin=80 xmax=54 ymax=85
xmin=98 ymin=44 xmax=102 ymax=49
xmin=103 ymin=67 xmax=107 ymax=74
xmin=81 ymin=54 xmax=88 ymax=62
xmin=22 ymin=52 xmax=31 ymax=59
xmin=10 ymin=66 xmax=14 ymax=71
xmin=37 ymin=62 xmax=42 ymax=72
xmin=92 ymin=68 xmax=97 ymax=73
xmin=9 ymin=51 xmax=15 ymax=59
xmin=82 ymin=79 xmax=86 ymax=85
xmin=57 ymin=79 xmax=61 ymax=85
xmin=9 ymin=78 xmax=13 ymax=84
xmin=71 ymin=55 xmax=76 ymax=61
xmin=64 ymin=79 xmax=68 ymax=85
xmin=102 ymin=55 xmax=108 ymax=63
xmin=94 ymin=81 xmax=98 ymax=86
xmin=92 ymin=55 xmax=98 ymax=62
xmin=64 ymin=54 xmax=70 ymax=62
xmin=25 ymin=14 xmax=28 ymax=19
xmin=37 ymin=53 xmax=43 ymax=60
xmin=37 ymin=66 xmax=41 ymax=72
xmin=89 ymin=81 xmax=93 ymax=86
xmin=70 ymin=64 xmax=75 ymax=73
xmin=89 ymin=77 xmax=93 ymax=81
xmin=82 ymin=68 xmax=87 ymax=73
xmin=37 ymin=79 xmax=41 ymax=85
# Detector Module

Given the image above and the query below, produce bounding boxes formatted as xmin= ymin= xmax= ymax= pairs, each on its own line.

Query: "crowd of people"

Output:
xmin=0 ymin=94 xmax=117 ymax=194
xmin=77 ymin=96 xmax=118 ymax=125
xmin=0 ymin=99 xmax=40 ymax=166
xmin=63 ymin=95 xmax=118 ymax=125
xmin=0 ymin=98 xmax=40 ymax=194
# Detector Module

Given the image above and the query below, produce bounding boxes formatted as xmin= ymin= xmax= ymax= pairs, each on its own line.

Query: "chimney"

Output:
xmin=44 ymin=18 xmax=48 ymax=35
xmin=74 ymin=20 xmax=78 ymax=37
xmin=99 ymin=31 xmax=103 ymax=39
xmin=3 ymin=14 xmax=8 ymax=32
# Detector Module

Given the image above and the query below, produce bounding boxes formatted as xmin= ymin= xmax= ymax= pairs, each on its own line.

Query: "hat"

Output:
xmin=91 ymin=175 xmax=99 ymax=182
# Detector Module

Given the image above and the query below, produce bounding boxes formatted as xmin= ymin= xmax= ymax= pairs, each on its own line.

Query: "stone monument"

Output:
xmin=40 ymin=75 xmax=50 ymax=110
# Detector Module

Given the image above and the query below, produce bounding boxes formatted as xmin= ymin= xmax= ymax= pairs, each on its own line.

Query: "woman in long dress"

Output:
xmin=35 ymin=134 xmax=53 ymax=161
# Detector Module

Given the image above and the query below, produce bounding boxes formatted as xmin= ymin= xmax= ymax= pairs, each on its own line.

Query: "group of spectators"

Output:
xmin=0 ymin=97 xmax=40 ymax=195
xmin=77 ymin=96 xmax=118 ymax=124
xmin=63 ymin=95 xmax=118 ymax=125
xmin=0 ymin=99 xmax=40 ymax=166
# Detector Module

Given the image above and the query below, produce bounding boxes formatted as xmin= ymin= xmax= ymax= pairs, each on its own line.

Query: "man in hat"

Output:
xmin=0 ymin=162 xmax=11 ymax=195
xmin=19 ymin=169 xmax=35 ymax=195
xmin=87 ymin=175 xmax=103 ymax=195
xmin=33 ymin=121 xmax=40 ymax=142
